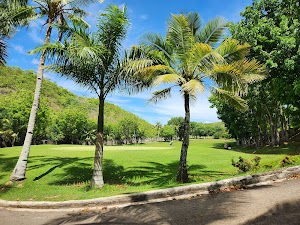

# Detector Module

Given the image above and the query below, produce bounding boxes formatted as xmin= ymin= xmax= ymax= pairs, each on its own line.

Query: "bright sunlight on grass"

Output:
xmin=1 ymin=139 xmax=299 ymax=201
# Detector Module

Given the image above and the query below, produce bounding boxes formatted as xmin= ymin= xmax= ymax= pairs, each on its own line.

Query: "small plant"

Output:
xmin=280 ymin=157 xmax=294 ymax=167
xmin=232 ymin=156 xmax=261 ymax=172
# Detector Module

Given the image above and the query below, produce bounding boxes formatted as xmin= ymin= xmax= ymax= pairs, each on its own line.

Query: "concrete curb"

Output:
xmin=1 ymin=165 xmax=300 ymax=210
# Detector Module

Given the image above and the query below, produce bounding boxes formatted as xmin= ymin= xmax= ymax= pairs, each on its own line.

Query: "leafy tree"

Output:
xmin=161 ymin=125 xmax=175 ymax=141
xmin=37 ymin=5 xmax=129 ymax=188
xmin=167 ymin=117 xmax=185 ymax=140
xmin=212 ymin=0 xmax=300 ymax=147
xmin=10 ymin=0 xmax=101 ymax=182
xmin=55 ymin=109 xmax=90 ymax=144
xmin=129 ymin=12 xmax=265 ymax=182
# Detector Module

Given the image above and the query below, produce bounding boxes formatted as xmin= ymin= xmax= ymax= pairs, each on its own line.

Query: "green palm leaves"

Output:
xmin=130 ymin=13 xmax=265 ymax=108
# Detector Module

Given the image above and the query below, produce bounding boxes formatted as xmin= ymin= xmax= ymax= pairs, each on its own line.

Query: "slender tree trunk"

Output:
xmin=10 ymin=19 xmax=53 ymax=182
xmin=91 ymin=94 xmax=105 ymax=188
xmin=177 ymin=93 xmax=190 ymax=183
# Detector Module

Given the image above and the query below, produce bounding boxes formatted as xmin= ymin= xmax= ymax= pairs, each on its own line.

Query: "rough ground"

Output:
xmin=1 ymin=178 xmax=299 ymax=225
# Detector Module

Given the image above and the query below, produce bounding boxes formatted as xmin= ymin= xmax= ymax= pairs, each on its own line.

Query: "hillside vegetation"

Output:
xmin=0 ymin=66 xmax=156 ymax=146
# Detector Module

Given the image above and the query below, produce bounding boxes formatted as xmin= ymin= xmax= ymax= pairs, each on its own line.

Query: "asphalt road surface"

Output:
xmin=1 ymin=178 xmax=300 ymax=225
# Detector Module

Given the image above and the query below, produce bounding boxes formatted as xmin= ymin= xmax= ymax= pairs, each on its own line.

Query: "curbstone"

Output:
xmin=0 ymin=165 xmax=299 ymax=209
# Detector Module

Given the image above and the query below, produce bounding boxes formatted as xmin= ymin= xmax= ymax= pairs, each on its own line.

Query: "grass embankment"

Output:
xmin=0 ymin=139 xmax=299 ymax=201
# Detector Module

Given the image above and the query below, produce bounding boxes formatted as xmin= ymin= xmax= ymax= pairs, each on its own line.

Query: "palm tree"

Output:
xmin=129 ymin=13 xmax=265 ymax=183
xmin=34 ymin=5 xmax=129 ymax=188
xmin=10 ymin=0 xmax=101 ymax=182
xmin=155 ymin=122 xmax=162 ymax=138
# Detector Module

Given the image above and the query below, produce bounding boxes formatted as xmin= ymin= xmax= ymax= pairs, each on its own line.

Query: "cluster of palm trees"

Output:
xmin=2 ymin=0 xmax=265 ymax=188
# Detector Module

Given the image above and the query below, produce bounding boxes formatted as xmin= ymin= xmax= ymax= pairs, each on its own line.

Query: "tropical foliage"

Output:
xmin=211 ymin=0 xmax=300 ymax=147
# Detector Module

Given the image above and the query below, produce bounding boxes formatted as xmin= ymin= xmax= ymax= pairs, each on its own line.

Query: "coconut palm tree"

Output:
xmin=33 ymin=5 xmax=129 ymax=188
xmin=128 ymin=12 xmax=265 ymax=183
xmin=10 ymin=0 xmax=102 ymax=182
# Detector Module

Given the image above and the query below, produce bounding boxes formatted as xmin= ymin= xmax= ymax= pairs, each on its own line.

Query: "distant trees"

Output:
xmin=0 ymin=66 xmax=157 ymax=147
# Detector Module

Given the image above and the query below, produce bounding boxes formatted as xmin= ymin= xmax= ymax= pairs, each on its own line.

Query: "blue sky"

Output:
xmin=7 ymin=0 xmax=253 ymax=125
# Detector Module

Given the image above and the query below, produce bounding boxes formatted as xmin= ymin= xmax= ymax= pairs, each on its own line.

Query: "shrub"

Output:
xmin=232 ymin=156 xmax=261 ymax=172
xmin=280 ymin=157 xmax=295 ymax=167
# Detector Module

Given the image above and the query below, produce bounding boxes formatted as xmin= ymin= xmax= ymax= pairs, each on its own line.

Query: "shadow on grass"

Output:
xmin=123 ymin=161 xmax=207 ymax=188
xmin=45 ymin=159 xmax=212 ymax=189
xmin=213 ymin=142 xmax=300 ymax=155
xmin=47 ymin=159 xmax=126 ymax=186
xmin=0 ymin=156 xmax=18 ymax=174
xmin=0 ymin=156 xmax=19 ymax=194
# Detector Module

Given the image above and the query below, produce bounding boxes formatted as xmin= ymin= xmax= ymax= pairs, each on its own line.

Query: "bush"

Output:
xmin=231 ymin=156 xmax=261 ymax=172
xmin=280 ymin=157 xmax=295 ymax=167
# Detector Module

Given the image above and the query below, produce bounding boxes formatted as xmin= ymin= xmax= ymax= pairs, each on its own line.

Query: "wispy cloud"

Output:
xmin=139 ymin=14 xmax=148 ymax=20
xmin=11 ymin=44 xmax=27 ymax=54
xmin=31 ymin=58 xmax=39 ymax=65
xmin=28 ymin=29 xmax=44 ymax=44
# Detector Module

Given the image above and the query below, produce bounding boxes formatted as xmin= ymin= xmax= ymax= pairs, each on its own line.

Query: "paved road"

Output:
xmin=1 ymin=178 xmax=300 ymax=225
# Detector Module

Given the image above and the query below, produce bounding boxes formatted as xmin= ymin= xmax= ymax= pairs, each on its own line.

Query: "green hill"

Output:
xmin=0 ymin=66 xmax=156 ymax=146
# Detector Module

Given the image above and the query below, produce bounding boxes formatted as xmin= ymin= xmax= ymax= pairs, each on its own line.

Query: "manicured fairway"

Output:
xmin=0 ymin=139 xmax=299 ymax=201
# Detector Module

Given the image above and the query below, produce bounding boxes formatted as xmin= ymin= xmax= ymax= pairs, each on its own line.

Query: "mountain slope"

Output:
xmin=0 ymin=66 xmax=156 ymax=145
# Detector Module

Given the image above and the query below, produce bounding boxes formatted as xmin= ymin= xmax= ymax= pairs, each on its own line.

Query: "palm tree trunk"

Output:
xmin=177 ymin=93 xmax=190 ymax=183
xmin=10 ymin=19 xmax=53 ymax=182
xmin=91 ymin=94 xmax=105 ymax=188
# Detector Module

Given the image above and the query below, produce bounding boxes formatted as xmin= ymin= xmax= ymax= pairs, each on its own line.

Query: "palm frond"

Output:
xmin=181 ymin=79 xmax=205 ymax=97
xmin=197 ymin=17 xmax=227 ymax=46
xmin=167 ymin=14 xmax=193 ymax=61
xmin=140 ymin=33 xmax=172 ymax=62
xmin=0 ymin=39 xmax=8 ymax=65
xmin=216 ymin=38 xmax=251 ymax=62
xmin=211 ymin=59 xmax=265 ymax=94
xmin=68 ymin=0 xmax=103 ymax=8
xmin=148 ymin=88 xmax=172 ymax=104
xmin=138 ymin=65 xmax=175 ymax=78
xmin=211 ymin=86 xmax=248 ymax=111
xmin=124 ymin=58 xmax=154 ymax=76
xmin=186 ymin=12 xmax=202 ymax=36
xmin=211 ymin=63 xmax=247 ymax=94
xmin=234 ymin=59 xmax=266 ymax=83
xmin=153 ymin=73 xmax=186 ymax=86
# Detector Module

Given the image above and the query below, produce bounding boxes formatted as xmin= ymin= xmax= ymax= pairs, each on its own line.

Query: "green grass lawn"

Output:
xmin=0 ymin=139 xmax=299 ymax=201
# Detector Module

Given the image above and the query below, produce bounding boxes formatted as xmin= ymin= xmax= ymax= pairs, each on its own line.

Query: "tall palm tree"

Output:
xmin=34 ymin=5 xmax=129 ymax=188
xmin=10 ymin=0 xmax=102 ymax=182
xmin=129 ymin=13 xmax=265 ymax=183
xmin=155 ymin=122 xmax=162 ymax=138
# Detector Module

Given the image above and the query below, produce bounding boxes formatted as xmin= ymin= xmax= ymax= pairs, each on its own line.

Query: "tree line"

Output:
xmin=0 ymin=67 xmax=157 ymax=147
xmin=157 ymin=117 xmax=230 ymax=141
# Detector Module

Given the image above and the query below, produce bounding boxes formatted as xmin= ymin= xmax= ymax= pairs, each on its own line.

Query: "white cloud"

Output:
xmin=139 ymin=14 xmax=148 ymax=20
xmin=11 ymin=45 xmax=26 ymax=54
xmin=31 ymin=58 xmax=39 ymax=65
xmin=28 ymin=29 xmax=44 ymax=44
